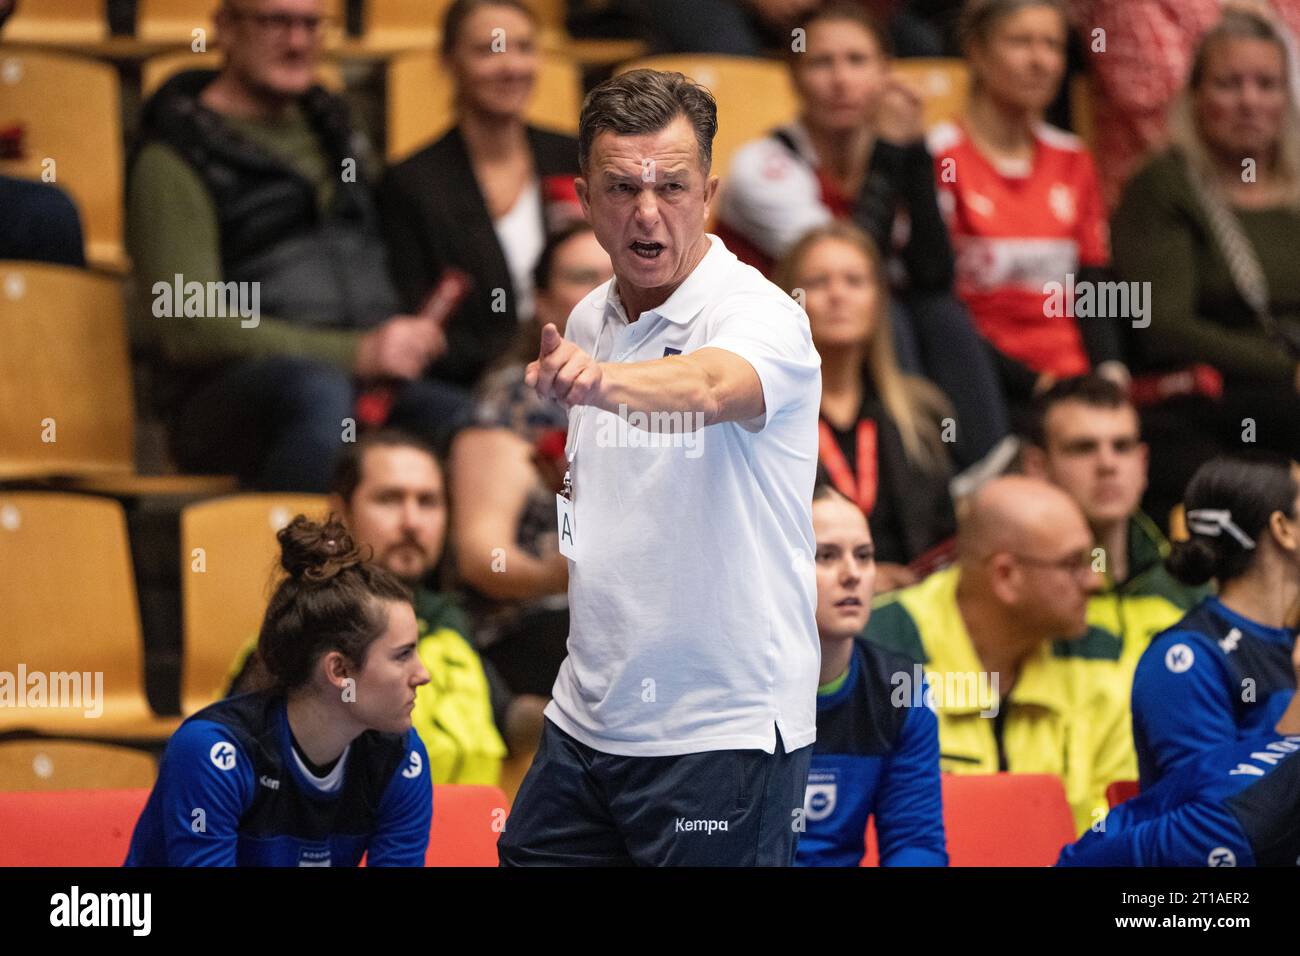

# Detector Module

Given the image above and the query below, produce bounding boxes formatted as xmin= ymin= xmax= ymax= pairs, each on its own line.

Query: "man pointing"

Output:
xmin=498 ymin=69 xmax=823 ymax=866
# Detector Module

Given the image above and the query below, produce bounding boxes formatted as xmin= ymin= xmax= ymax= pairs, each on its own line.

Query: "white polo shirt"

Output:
xmin=544 ymin=233 xmax=822 ymax=757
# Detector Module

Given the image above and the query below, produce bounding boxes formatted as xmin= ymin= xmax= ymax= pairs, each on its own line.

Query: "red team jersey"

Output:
xmin=929 ymin=121 xmax=1109 ymax=378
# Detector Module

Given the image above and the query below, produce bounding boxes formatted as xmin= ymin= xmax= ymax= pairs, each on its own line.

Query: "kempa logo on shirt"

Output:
xmin=259 ymin=774 xmax=280 ymax=790
xmin=209 ymin=741 xmax=237 ymax=771
xmin=1042 ymin=274 xmax=1152 ymax=329
xmin=0 ymin=665 xmax=103 ymax=718
xmin=1165 ymin=643 xmax=1195 ymax=673
xmin=152 ymin=273 xmax=261 ymax=328
xmin=595 ymin=404 xmax=707 ymax=460
xmin=890 ymin=664 xmax=1000 ymax=718
xmin=49 ymin=886 xmax=151 ymax=936
xmin=675 ymin=817 xmax=728 ymax=834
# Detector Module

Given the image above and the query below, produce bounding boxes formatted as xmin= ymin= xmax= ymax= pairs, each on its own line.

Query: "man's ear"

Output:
xmin=575 ymin=176 xmax=591 ymax=218
xmin=703 ymin=172 xmax=720 ymax=220
xmin=987 ymin=553 xmax=1020 ymax=606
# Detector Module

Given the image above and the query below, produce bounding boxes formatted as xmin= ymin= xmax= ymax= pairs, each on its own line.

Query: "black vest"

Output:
xmin=1178 ymin=601 xmax=1296 ymax=728
xmin=135 ymin=70 xmax=399 ymax=331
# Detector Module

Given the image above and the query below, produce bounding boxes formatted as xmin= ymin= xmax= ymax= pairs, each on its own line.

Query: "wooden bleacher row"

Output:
xmin=2 ymin=42 xmax=1089 ymax=275
xmin=0 ymin=488 xmax=331 ymax=739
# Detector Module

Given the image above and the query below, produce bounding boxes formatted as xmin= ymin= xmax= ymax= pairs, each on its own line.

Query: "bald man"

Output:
xmin=864 ymin=476 xmax=1139 ymax=835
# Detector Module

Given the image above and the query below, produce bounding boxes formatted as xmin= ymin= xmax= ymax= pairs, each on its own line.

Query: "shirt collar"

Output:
xmin=604 ymin=233 xmax=728 ymax=327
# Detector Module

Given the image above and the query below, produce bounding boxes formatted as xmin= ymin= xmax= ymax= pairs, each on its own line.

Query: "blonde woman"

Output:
xmin=775 ymin=222 xmax=956 ymax=593
xmin=1112 ymin=6 xmax=1300 ymax=522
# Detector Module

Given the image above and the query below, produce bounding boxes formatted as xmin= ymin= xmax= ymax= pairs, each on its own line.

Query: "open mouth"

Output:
xmin=834 ymin=597 xmax=862 ymax=609
xmin=630 ymin=240 xmax=664 ymax=260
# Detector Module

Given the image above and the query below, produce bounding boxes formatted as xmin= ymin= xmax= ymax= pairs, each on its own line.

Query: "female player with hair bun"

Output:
xmin=1131 ymin=455 xmax=1300 ymax=790
xmin=126 ymin=515 xmax=433 ymax=867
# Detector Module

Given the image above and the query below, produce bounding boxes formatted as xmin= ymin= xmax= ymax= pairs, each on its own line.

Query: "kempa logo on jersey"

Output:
xmin=675 ymin=817 xmax=728 ymax=834
xmin=49 ymin=886 xmax=151 ymax=936
xmin=0 ymin=666 xmax=103 ymax=718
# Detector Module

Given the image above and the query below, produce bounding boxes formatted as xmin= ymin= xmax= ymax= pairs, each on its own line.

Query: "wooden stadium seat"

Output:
xmin=0 ymin=262 xmax=133 ymax=480
xmin=136 ymin=0 xmax=345 ymax=44
xmin=141 ymin=49 xmax=344 ymax=98
xmin=179 ymin=494 xmax=330 ymax=715
xmin=1070 ymin=74 xmax=1095 ymax=150
xmin=386 ymin=48 xmax=580 ymax=161
xmin=0 ymin=49 xmax=126 ymax=272
xmin=0 ymin=740 xmax=157 ymax=791
xmin=0 ymin=788 xmax=149 ymax=866
xmin=861 ymin=773 xmax=1077 ymax=866
xmin=618 ymin=55 xmax=799 ymax=183
xmin=0 ymin=492 xmax=181 ymax=739
xmin=1 ymin=0 xmax=108 ymax=45
xmin=362 ymin=0 xmax=450 ymax=52
xmin=425 ymin=784 xmax=509 ymax=866
xmin=891 ymin=57 xmax=971 ymax=131
xmin=1106 ymin=779 xmax=1139 ymax=809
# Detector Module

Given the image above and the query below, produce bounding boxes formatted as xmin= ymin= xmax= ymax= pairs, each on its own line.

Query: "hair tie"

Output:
xmin=1186 ymin=509 xmax=1256 ymax=550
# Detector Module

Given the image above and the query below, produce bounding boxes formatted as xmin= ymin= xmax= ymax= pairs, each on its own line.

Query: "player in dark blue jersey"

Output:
xmin=796 ymin=484 xmax=947 ymax=867
xmin=1059 ymin=664 xmax=1300 ymax=867
xmin=126 ymin=515 xmax=433 ymax=867
xmin=1132 ymin=455 xmax=1300 ymax=789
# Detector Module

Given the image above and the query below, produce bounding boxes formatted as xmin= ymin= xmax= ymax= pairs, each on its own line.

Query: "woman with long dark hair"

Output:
xmin=126 ymin=516 xmax=433 ymax=866
xmin=1132 ymin=455 xmax=1300 ymax=790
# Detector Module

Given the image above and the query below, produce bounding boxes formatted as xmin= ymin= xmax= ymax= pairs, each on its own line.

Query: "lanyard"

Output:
xmin=560 ymin=318 xmax=613 ymax=501
xmin=818 ymin=418 xmax=878 ymax=516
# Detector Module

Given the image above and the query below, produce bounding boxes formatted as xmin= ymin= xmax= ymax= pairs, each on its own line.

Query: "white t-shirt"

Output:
xmin=544 ymin=233 xmax=823 ymax=757
xmin=493 ymin=178 xmax=544 ymax=323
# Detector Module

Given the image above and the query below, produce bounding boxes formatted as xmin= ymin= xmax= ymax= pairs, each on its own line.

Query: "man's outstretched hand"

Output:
xmin=525 ymin=323 xmax=604 ymax=409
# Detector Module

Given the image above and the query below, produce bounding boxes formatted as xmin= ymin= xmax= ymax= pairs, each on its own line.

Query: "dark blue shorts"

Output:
xmin=498 ymin=718 xmax=813 ymax=866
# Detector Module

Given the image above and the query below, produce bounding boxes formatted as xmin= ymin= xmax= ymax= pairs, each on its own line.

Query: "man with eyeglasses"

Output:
xmin=1022 ymin=375 xmax=1209 ymax=691
xmin=864 ymin=475 xmax=1139 ymax=835
xmin=128 ymin=0 xmax=472 ymax=492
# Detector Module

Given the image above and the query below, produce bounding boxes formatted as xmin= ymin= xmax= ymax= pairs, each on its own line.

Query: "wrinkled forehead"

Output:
xmin=588 ymin=117 xmax=705 ymax=177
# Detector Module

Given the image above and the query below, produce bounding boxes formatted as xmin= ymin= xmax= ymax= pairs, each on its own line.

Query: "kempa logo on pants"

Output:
xmin=50 ymin=886 xmax=151 ymax=936
xmin=0 ymin=665 xmax=103 ymax=718
xmin=152 ymin=273 xmax=261 ymax=328
xmin=675 ymin=818 xmax=728 ymax=834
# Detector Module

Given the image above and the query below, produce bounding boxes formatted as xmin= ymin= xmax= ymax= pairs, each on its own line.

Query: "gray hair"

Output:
xmin=578 ymin=68 xmax=718 ymax=174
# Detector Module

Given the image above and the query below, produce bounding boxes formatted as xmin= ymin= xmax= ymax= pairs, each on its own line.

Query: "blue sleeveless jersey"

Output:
xmin=125 ymin=692 xmax=432 ymax=867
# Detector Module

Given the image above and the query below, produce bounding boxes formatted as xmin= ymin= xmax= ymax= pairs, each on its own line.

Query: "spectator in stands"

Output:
xmin=933 ymin=0 xmax=1125 ymax=413
xmin=0 ymin=0 xmax=86 ymax=267
xmin=717 ymin=1 xmax=1012 ymax=475
xmin=1059 ymin=681 xmax=1300 ymax=867
xmin=381 ymin=0 xmax=583 ymax=390
xmin=227 ymin=429 xmax=544 ymax=783
xmin=865 ymin=474 xmax=1136 ymax=834
xmin=1111 ymin=8 xmax=1300 ymax=519
xmin=126 ymin=515 xmax=432 ymax=866
xmin=448 ymin=223 xmax=611 ymax=697
xmin=1067 ymin=0 xmax=1300 ymax=210
xmin=1132 ymin=455 xmax=1299 ymax=790
xmin=797 ymin=482 xmax=947 ymax=867
xmin=773 ymin=223 xmax=956 ymax=591
xmin=128 ymin=0 xmax=471 ymax=492
xmin=1022 ymin=375 xmax=1208 ymax=678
